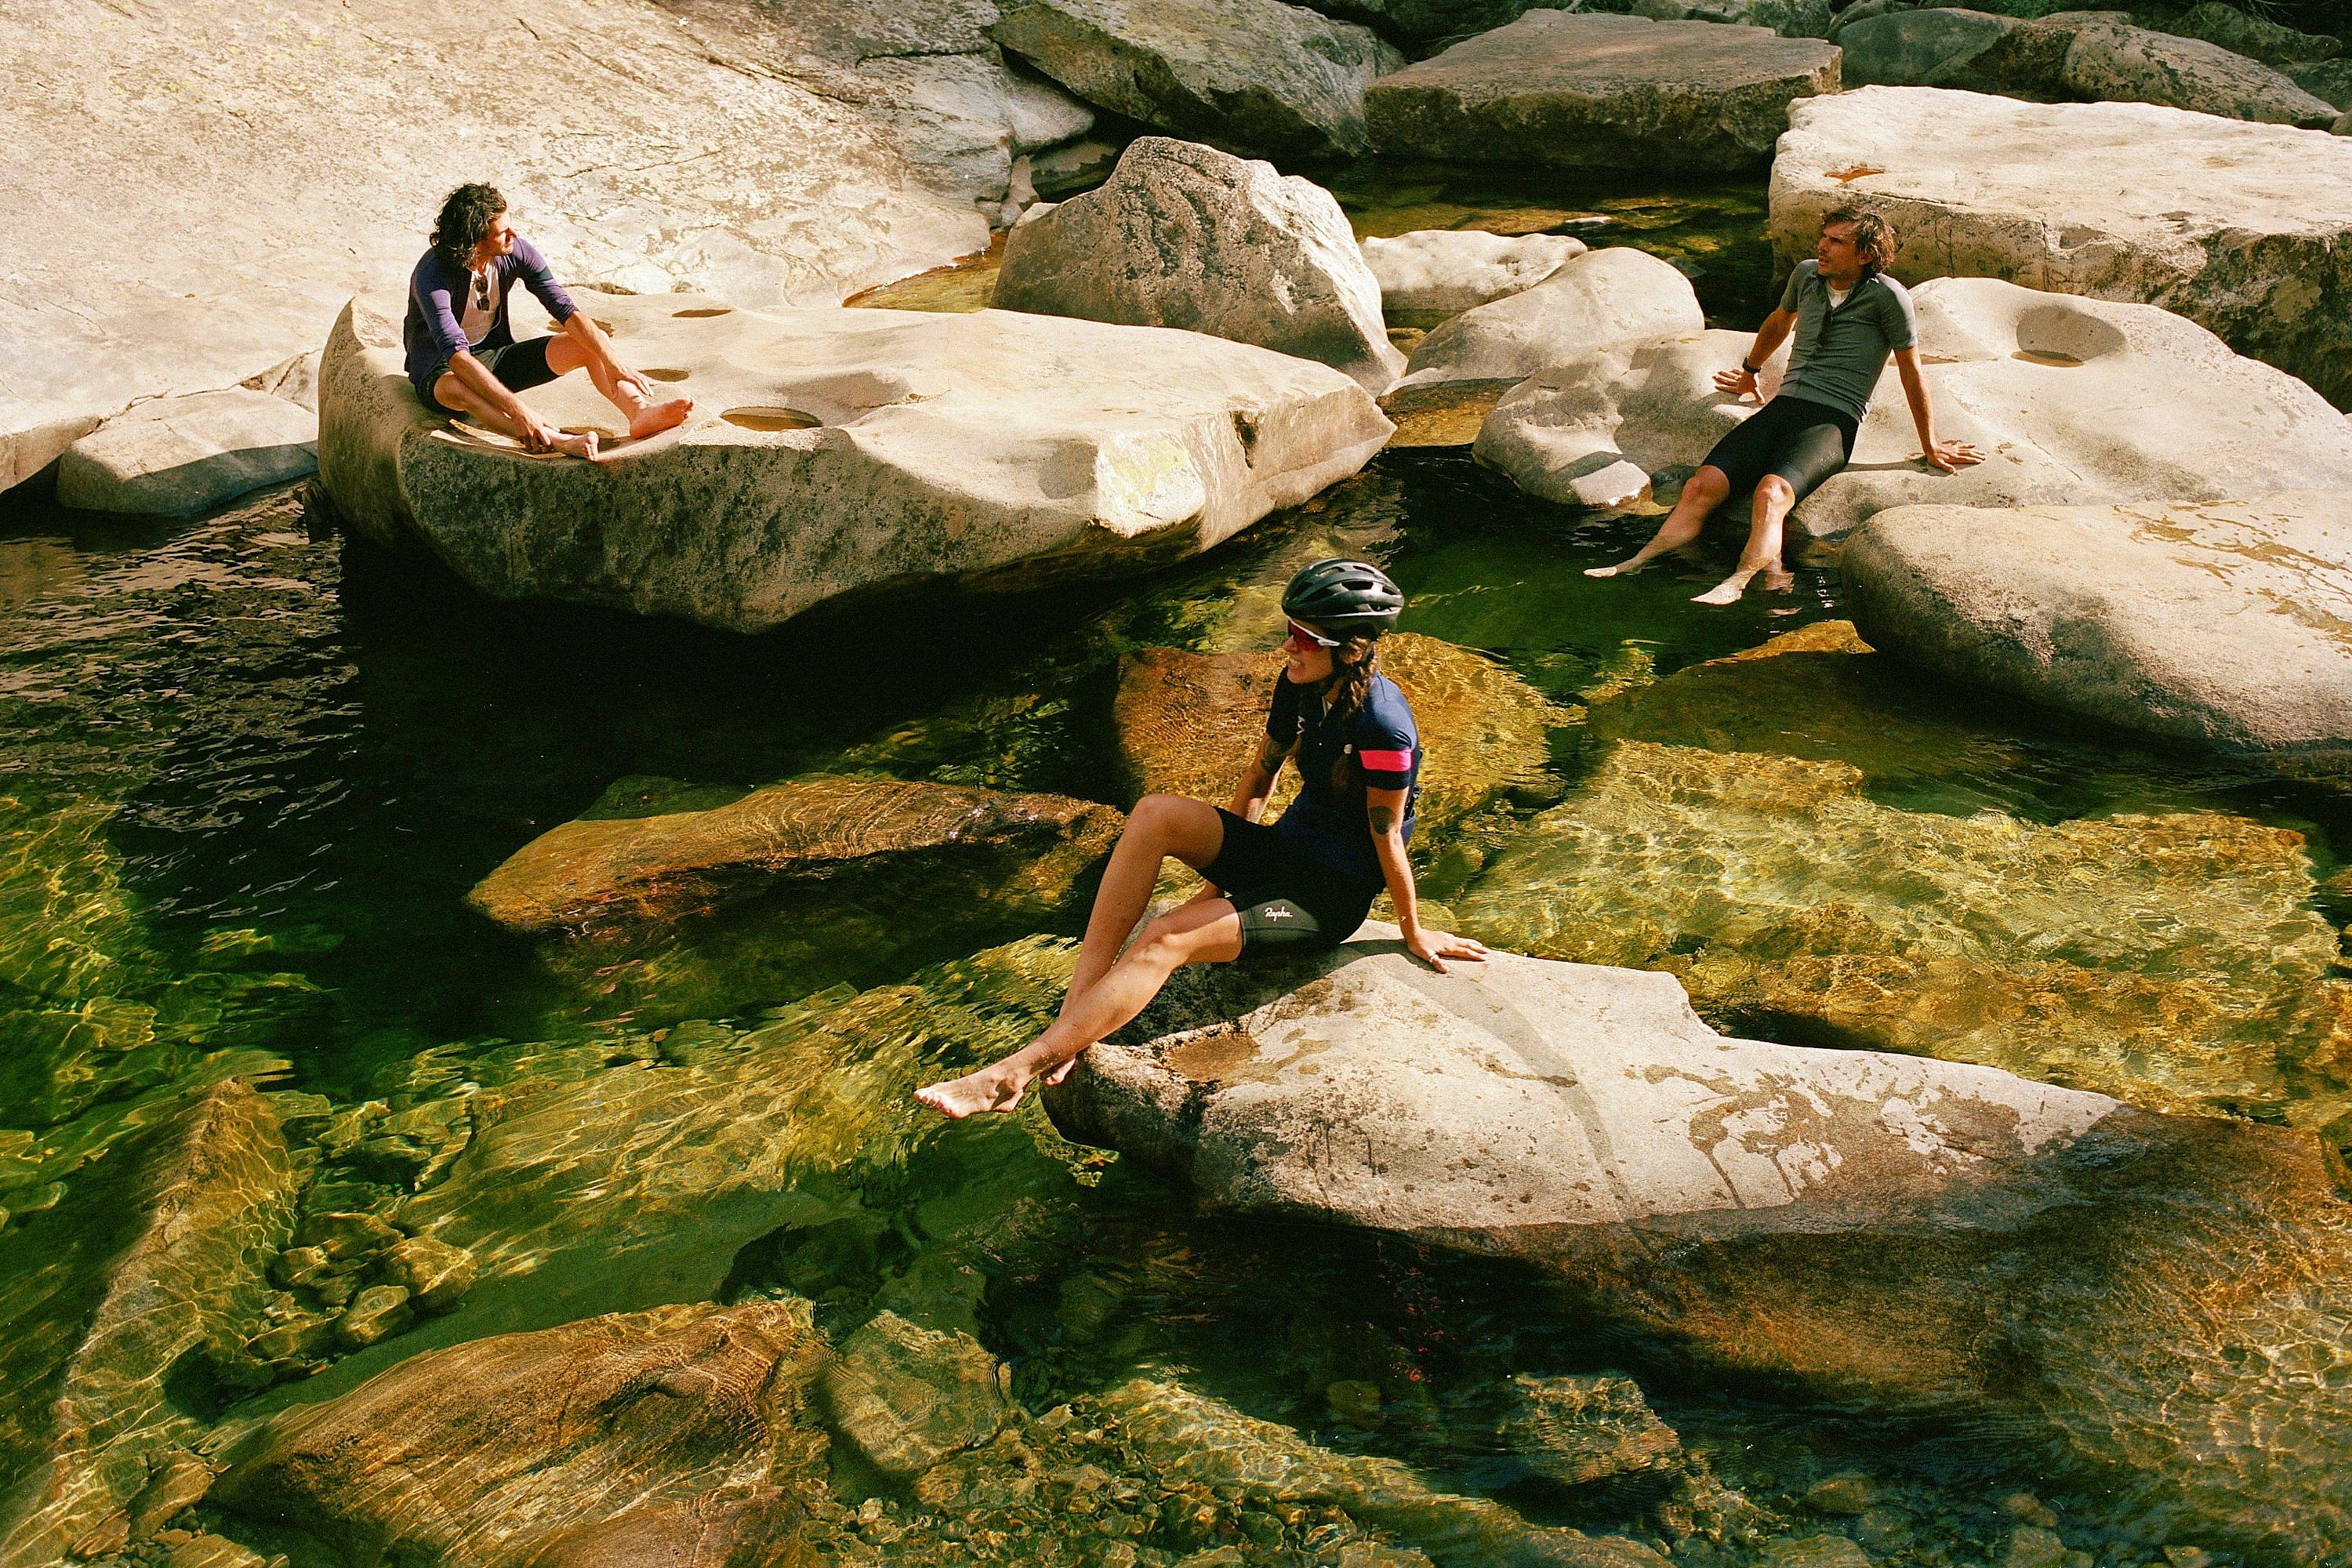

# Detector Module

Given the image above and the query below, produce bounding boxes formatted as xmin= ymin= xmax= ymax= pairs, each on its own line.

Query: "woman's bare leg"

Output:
xmin=432 ymin=373 xmax=598 ymax=459
xmin=1694 ymin=475 xmax=1796 ymax=606
xmin=546 ymin=333 xmax=692 ymax=439
xmin=1059 ymin=794 xmax=1228 ymax=1011
xmin=916 ymin=898 xmax=1245 ymax=1119
xmin=1585 ymin=466 xmax=1732 ymax=578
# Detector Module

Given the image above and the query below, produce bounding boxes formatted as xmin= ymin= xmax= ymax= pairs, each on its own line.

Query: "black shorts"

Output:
xmin=1200 ymin=808 xmax=1381 ymax=955
xmin=421 ymin=336 xmax=559 ymax=416
xmin=1698 ymin=394 xmax=1860 ymax=505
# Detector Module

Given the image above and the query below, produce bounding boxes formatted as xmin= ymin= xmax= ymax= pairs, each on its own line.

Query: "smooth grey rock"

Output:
xmin=2288 ymin=57 xmax=2352 ymax=108
xmin=2056 ymin=14 xmax=2337 ymax=125
xmin=819 ymin=1310 xmax=1011 ymax=1480
xmin=1359 ymin=230 xmax=1588 ymax=329
xmin=1572 ymin=0 xmax=1837 ymax=38
xmin=1842 ymin=492 xmax=2352 ymax=754
xmin=1393 ymin=247 xmax=1704 ymax=393
xmin=1838 ymin=8 xmax=2068 ymax=90
xmin=1476 ymin=281 xmax=2352 ymax=535
xmin=989 ymin=0 xmax=1404 ymax=158
xmin=1770 ymin=88 xmax=2352 ymax=408
xmin=1365 ymin=12 xmax=1841 ymax=172
xmin=2154 ymin=2 xmax=2339 ymax=67
xmin=320 ymin=285 xmax=1390 ymax=631
xmin=0 ymin=0 xmax=1005 ymax=495
xmin=994 ymin=138 xmax=1404 ymax=392
xmin=56 ymin=389 xmax=316 ymax=517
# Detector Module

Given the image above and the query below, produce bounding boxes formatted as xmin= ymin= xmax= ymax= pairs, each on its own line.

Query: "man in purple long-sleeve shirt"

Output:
xmin=403 ymin=183 xmax=691 ymax=460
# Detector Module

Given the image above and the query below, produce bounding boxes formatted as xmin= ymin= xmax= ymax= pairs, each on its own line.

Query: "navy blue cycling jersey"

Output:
xmin=1266 ymin=670 xmax=1419 ymax=888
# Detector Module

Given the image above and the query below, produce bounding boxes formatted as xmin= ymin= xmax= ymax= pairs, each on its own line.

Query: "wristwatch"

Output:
xmin=1740 ymin=359 xmax=1762 ymax=374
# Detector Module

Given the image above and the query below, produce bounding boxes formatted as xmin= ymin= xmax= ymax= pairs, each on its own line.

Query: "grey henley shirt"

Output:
xmin=1776 ymin=260 xmax=1917 ymax=424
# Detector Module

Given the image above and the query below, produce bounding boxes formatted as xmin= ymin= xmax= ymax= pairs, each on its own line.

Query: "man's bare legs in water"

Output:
xmin=915 ymin=794 xmax=1243 ymax=1119
xmin=1580 ymin=463 xmax=1735 ymax=583
xmin=1691 ymin=474 xmax=1799 ymax=606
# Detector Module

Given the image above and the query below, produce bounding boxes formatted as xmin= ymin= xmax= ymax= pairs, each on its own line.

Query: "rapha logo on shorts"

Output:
xmin=1262 ymin=904 xmax=1294 ymax=920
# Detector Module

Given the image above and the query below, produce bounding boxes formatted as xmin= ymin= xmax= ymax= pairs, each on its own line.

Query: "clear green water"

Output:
xmin=5 ymin=445 xmax=2348 ymax=1566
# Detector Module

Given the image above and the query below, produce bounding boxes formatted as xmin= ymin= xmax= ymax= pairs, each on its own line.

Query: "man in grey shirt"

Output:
xmin=1589 ymin=207 xmax=1981 ymax=604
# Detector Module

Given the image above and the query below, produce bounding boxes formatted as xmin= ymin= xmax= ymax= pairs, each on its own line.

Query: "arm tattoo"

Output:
xmin=1367 ymin=804 xmax=1398 ymax=837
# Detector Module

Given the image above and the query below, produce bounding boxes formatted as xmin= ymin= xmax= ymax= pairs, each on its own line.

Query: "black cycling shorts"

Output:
xmin=423 ymin=336 xmax=559 ymax=416
xmin=1200 ymin=808 xmax=1380 ymax=956
xmin=1698 ymin=394 xmax=1860 ymax=505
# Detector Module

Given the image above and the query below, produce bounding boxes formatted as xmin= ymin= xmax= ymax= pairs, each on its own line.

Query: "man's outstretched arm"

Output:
xmin=1893 ymin=347 xmax=1984 ymax=474
xmin=1714 ymin=307 xmax=1798 ymax=397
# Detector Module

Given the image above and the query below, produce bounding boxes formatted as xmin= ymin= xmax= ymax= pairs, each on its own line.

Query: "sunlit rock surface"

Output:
xmin=1365 ymin=12 xmax=1841 ymax=172
xmin=0 ymin=1081 xmax=293 ymax=1567
xmin=1047 ymin=926 xmax=2352 ymax=1561
xmin=468 ymin=774 xmax=1120 ymax=1018
xmin=820 ymin=1309 xmax=1012 ymax=1481
xmin=1111 ymin=633 xmax=1570 ymax=829
xmin=1770 ymin=88 xmax=2352 ymax=407
xmin=1454 ymin=739 xmax=2352 ymax=1125
xmin=212 ymin=1300 xmax=827 ymax=1568
xmin=1393 ymin=248 xmax=1704 ymax=394
xmin=989 ymin=0 xmax=1404 ymax=158
xmin=56 ymin=390 xmax=317 ymax=518
xmin=0 ymin=0 xmax=1009 ymax=493
xmin=996 ymin=138 xmax=1406 ymax=393
xmin=1844 ymin=492 xmax=2352 ymax=755
xmin=320 ymin=286 xmax=1390 ymax=630
xmin=1359 ymin=230 xmax=1588 ymax=330
xmin=1500 ymin=1374 xmax=1682 ymax=1487
xmin=1476 ymin=281 xmax=2352 ymax=533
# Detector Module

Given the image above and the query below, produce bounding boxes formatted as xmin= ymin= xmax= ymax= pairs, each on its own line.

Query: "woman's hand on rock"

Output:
xmin=1403 ymin=926 xmax=1490 ymax=975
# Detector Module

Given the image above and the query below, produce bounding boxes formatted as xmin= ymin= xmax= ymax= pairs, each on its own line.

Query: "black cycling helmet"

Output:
xmin=1280 ymin=558 xmax=1403 ymax=639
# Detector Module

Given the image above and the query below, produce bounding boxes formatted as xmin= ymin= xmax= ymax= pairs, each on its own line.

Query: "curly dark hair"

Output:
xmin=1821 ymin=205 xmax=1897 ymax=278
xmin=431 ymin=183 xmax=507 ymax=263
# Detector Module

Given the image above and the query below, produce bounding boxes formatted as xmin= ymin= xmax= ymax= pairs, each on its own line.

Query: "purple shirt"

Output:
xmin=403 ymin=234 xmax=577 ymax=399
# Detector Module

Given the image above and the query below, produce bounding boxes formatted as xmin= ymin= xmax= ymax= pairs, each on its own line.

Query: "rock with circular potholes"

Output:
xmin=1044 ymin=924 xmax=2352 ymax=1561
xmin=212 ymin=1301 xmax=824 ymax=1568
xmin=1365 ymin=12 xmax=1841 ymax=172
xmin=1475 ymin=278 xmax=2352 ymax=536
xmin=995 ymin=138 xmax=1404 ymax=393
xmin=1393 ymin=247 xmax=1704 ymax=394
xmin=320 ymin=285 xmax=1389 ymax=633
xmin=1359 ymin=230 xmax=1588 ymax=330
xmin=989 ymin=0 xmax=1403 ymax=158
xmin=1842 ymin=492 xmax=2352 ymax=755
xmin=818 ymin=1310 xmax=1011 ymax=1481
xmin=56 ymin=389 xmax=317 ymax=517
xmin=1771 ymin=87 xmax=2352 ymax=408
xmin=1838 ymin=9 xmax=2336 ymax=125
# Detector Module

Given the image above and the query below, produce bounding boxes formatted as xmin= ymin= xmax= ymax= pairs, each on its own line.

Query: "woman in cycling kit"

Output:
xmin=917 ymin=559 xmax=1489 ymax=1118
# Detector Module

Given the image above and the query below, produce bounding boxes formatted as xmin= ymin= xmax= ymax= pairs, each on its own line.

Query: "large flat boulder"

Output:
xmin=1393 ymin=247 xmax=1704 ymax=394
xmin=0 ymin=0 xmax=1022 ymax=495
xmin=1475 ymin=278 xmax=2352 ymax=535
xmin=1044 ymin=924 xmax=2352 ymax=1560
xmin=212 ymin=1301 xmax=825 ymax=1568
xmin=1770 ymin=87 xmax=2352 ymax=408
xmin=1361 ymin=230 xmax=1588 ymax=331
xmin=1364 ymin=12 xmax=1841 ymax=172
xmin=0 ymin=1082 xmax=294 ymax=1567
xmin=989 ymin=0 xmax=1404 ymax=158
xmin=1842 ymin=492 xmax=2352 ymax=755
xmin=319 ymin=286 xmax=1389 ymax=631
xmin=1841 ymin=8 xmax=2336 ymax=125
xmin=56 ymin=389 xmax=316 ymax=517
xmin=994 ymin=138 xmax=1405 ymax=393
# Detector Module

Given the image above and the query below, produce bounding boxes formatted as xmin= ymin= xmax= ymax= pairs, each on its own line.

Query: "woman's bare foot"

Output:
xmin=1692 ymin=572 xmax=1754 ymax=606
xmin=629 ymin=397 xmax=694 ymax=440
xmin=915 ymin=1062 xmax=1030 ymax=1119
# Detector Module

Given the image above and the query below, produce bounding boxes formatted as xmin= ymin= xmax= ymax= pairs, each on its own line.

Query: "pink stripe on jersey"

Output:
xmin=1359 ymin=748 xmax=1414 ymax=771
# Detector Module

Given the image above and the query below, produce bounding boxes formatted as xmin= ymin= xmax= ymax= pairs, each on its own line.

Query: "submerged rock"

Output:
xmin=1111 ymin=633 xmax=1569 ymax=830
xmin=995 ymin=138 xmax=1404 ymax=393
xmin=1476 ymin=280 xmax=2352 ymax=535
xmin=212 ymin=1300 xmax=825 ymax=1568
xmin=1770 ymin=88 xmax=2352 ymax=408
xmin=1842 ymin=492 xmax=2352 ymax=755
xmin=989 ymin=0 xmax=1403 ymax=158
xmin=1454 ymin=739 xmax=2352 ymax=1125
xmin=820 ymin=1309 xmax=1011 ymax=1480
xmin=1046 ymin=925 xmax=2352 ymax=1561
xmin=1393 ymin=248 xmax=1704 ymax=394
xmin=0 ymin=1081 xmax=293 ymax=1567
xmin=1499 ymin=1374 xmax=1682 ymax=1487
xmin=1365 ymin=12 xmax=1841 ymax=172
xmin=1360 ymin=230 xmax=1588 ymax=331
xmin=320 ymin=285 xmax=1390 ymax=632
xmin=56 ymin=389 xmax=317 ymax=517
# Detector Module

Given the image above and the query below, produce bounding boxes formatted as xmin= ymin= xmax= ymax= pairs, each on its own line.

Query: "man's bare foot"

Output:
xmin=1693 ymin=573 xmax=1753 ymax=606
xmin=630 ymin=397 xmax=694 ymax=440
xmin=915 ymin=1063 xmax=1029 ymax=1119
xmin=1584 ymin=558 xmax=1648 ymax=579
xmin=555 ymin=429 xmax=601 ymax=462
